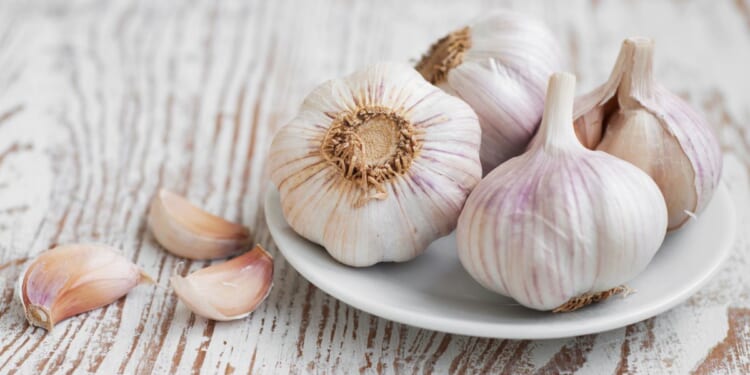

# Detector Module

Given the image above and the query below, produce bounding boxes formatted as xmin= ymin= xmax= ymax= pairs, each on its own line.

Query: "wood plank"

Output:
xmin=0 ymin=0 xmax=748 ymax=373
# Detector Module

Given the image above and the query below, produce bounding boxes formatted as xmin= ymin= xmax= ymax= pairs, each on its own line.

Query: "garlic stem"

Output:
xmin=615 ymin=37 xmax=656 ymax=110
xmin=537 ymin=72 xmax=579 ymax=151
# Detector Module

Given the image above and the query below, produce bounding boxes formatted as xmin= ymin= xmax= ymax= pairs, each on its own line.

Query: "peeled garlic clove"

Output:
xmin=415 ymin=10 xmax=564 ymax=173
xmin=170 ymin=245 xmax=273 ymax=321
xmin=148 ymin=189 xmax=251 ymax=259
xmin=574 ymin=37 xmax=722 ymax=230
xmin=18 ymin=244 xmax=151 ymax=331
xmin=269 ymin=62 xmax=482 ymax=267
xmin=457 ymin=73 xmax=668 ymax=312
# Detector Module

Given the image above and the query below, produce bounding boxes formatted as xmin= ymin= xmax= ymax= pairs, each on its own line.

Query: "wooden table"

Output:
xmin=0 ymin=0 xmax=748 ymax=373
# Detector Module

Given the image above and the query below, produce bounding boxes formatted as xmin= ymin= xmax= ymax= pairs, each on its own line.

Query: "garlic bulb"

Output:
xmin=18 ymin=244 xmax=152 ymax=330
xmin=415 ymin=10 xmax=564 ymax=173
xmin=456 ymin=73 xmax=668 ymax=312
xmin=148 ymin=189 xmax=251 ymax=260
xmin=171 ymin=245 xmax=273 ymax=321
xmin=574 ymin=37 xmax=722 ymax=230
xmin=269 ymin=62 xmax=482 ymax=267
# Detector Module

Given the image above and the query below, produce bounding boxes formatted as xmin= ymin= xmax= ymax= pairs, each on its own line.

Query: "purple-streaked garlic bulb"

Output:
xmin=574 ymin=37 xmax=722 ymax=230
xmin=457 ymin=73 xmax=667 ymax=312
xmin=269 ymin=62 xmax=482 ymax=267
xmin=415 ymin=10 xmax=564 ymax=174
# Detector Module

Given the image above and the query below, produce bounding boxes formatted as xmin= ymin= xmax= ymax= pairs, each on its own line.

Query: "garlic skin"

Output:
xmin=170 ymin=245 xmax=273 ymax=321
xmin=416 ymin=10 xmax=564 ymax=173
xmin=269 ymin=62 xmax=482 ymax=267
xmin=574 ymin=37 xmax=722 ymax=230
xmin=18 ymin=244 xmax=151 ymax=331
xmin=148 ymin=189 xmax=251 ymax=260
xmin=457 ymin=73 xmax=668 ymax=311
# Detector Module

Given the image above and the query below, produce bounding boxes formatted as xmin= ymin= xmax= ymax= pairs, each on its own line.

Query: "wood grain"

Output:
xmin=0 ymin=0 xmax=748 ymax=373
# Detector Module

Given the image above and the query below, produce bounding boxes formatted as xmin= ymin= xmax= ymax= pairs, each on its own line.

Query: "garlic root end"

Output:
xmin=553 ymin=285 xmax=632 ymax=313
xmin=25 ymin=304 xmax=54 ymax=331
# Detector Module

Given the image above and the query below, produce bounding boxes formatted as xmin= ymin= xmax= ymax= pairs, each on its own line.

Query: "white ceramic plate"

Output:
xmin=265 ymin=184 xmax=736 ymax=339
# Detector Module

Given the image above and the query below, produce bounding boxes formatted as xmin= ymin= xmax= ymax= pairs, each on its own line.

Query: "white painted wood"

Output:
xmin=0 ymin=0 xmax=748 ymax=373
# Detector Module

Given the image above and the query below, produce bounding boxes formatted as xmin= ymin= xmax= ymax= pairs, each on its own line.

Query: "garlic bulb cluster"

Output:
xmin=148 ymin=189 xmax=251 ymax=260
xmin=457 ymin=73 xmax=668 ymax=311
xmin=171 ymin=245 xmax=273 ymax=321
xmin=269 ymin=62 xmax=482 ymax=267
xmin=18 ymin=244 xmax=152 ymax=330
xmin=415 ymin=10 xmax=564 ymax=173
xmin=574 ymin=37 xmax=722 ymax=230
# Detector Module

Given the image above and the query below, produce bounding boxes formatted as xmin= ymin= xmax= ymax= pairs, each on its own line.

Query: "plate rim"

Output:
xmin=264 ymin=183 xmax=736 ymax=339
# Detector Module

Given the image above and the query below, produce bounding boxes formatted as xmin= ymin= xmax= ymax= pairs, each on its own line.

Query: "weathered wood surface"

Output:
xmin=0 ymin=0 xmax=748 ymax=373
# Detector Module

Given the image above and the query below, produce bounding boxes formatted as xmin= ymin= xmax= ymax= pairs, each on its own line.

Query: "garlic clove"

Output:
xmin=457 ymin=72 xmax=668 ymax=311
xmin=148 ymin=189 xmax=251 ymax=260
xmin=170 ymin=245 xmax=273 ymax=321
xmin=269 ymin=62 xmax=482 ymax=267
xmin=596 ymin=107 xmax=697 ymax=227
xmin=18 ymin=244 xmax=151 ymax=331
xmin=416 ymin=10 xmax=564 ymax=173
xmin=574 ymin=37 xmax=722 ymax=230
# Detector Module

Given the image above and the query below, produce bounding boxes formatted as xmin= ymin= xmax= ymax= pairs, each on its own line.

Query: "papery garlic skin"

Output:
xmin=416 ymin=11 xmax=564 ymax=173
xmin=457 ymin=73 xmax=668 ymax=311
xmin=574 ymin=37 xmax=722 ymax=230
xmin=148 ymin=189 xmax=251 ymax=260
xmin=269 ymin=62 xmax=482 ymax=267
xmin=170 ymin=245 xmax=273 ymax=321
xmin=18 ymin=244 xmax=151 ymax=331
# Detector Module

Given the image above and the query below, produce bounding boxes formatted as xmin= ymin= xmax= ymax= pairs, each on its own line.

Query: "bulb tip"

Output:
xmin=621 ymin=37 xmax=656 ymax=59
xmin=544 ymin=72 xmax=577 ymax=111
xmin=624 ymin=36 xmax=654 ymax=47
xmin=548 ymin=72 xmax=576 ymax=90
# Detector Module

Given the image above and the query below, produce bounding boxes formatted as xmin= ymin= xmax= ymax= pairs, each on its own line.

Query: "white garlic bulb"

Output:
xmin=415 ymin=10 xmax=564 ymax=173
xmin=270 ymin=62 xmax=482 ymax=267
xmin=574 ymin=37 xmax=722 ymax=230
xmin=457 ymin=73 xmax=668 ymax=312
